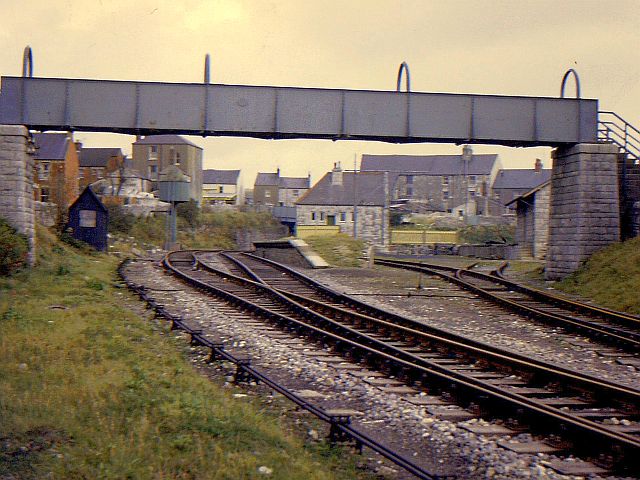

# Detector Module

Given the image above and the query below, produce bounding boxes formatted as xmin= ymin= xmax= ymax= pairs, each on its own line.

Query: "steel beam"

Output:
xmin=0 ymin=76 xmax=598 ymax=146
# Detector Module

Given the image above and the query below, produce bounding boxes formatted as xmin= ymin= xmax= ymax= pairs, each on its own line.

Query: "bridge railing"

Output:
xmin=598 ymin=111 xmax=640 ymax=164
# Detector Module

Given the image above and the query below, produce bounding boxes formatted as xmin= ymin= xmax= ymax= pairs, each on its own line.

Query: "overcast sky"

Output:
xmin=1 ymin=0 xmax=638 ymax=186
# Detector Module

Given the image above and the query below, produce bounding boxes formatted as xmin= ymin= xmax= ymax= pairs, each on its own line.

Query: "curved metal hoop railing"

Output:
xmin=22 ymin=46 xmax=33 ymax=78
xmin=560 ymin=68 xmax=580 ymax=98
xmin=396 ymin=61 xmax=411 ymax=92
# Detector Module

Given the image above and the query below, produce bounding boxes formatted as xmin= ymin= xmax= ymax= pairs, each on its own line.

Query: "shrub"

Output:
xmin=107 ymin=205 xmax=136 ymax=234
xmin=177 ymin=200 xmax=201 ymax=229
xmin=0 ymin=217 xmax=29 ymax=276
xmin=458 ymin=224 xmax=515 ymax=244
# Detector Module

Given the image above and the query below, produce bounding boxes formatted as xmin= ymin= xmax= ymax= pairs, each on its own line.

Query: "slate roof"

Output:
xmin=255 ymin=172 xmax=279 ymax=186
xmin=492 ymin=169 xmax=551 ymax=190
xmin=296 ymin=172 xmax=386 ymax=206
xmin=255 ymin=172 xmax=310 ymax=188
xmin=279 ymin=177 xmax=310 ymax=189
xmin=505 ymin=180 xmax=551 ymax=206
xmin=133 ymin=134 xmax=201 ymax=149
xmin=80 ymin=147 xmax=123 ymax=167
xmin=202 ymin=169 xmax=240 ymax=184
xmin=360 ymin=154 xmax=498 ymax=176
xmin=33 ymin=133 xmax=70 ymax=160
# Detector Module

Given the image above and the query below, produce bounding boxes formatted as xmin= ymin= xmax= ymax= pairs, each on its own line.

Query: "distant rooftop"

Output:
xmin=33 ymin=132 xmax=70 ymax=160
xmin=360 ymin=153 xmax=498 ymax=176
xmin=254 ymin=172 xmax=310 ymax=188
xmin=133 ymin=134 xmax=201 ymax=149
xmin=202 ymin=169 xmax=240 ymax=184
xmin=80 ymin=147 xmax=123 ymax=167
xmin=492 ymin=169 xmax=551 ymax=189
xmin=296 ymin=171 xmax=386 ymax=206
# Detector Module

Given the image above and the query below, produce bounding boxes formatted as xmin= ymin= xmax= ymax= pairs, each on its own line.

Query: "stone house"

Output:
xmin=296 ymin=163 xmax=389 ymax=246
xmin=131 ymin=134 xmax=203 ymax=204
xmin=507 ymin=180 xmax=550 ymax=260
xmin=360 ymin=146 xmax=501 ymax=217
xmin=79 ymin=147 xmax=124 ymax=190
xmin=491 ymin=159 xmax=551 ymax=216
xmin=32 ymin=132 xmax=80 ymax=213
xmin=202 ymin=169 xmax=243 ymax=205
xmin=253 ymin=169 xmax=311 ymax=207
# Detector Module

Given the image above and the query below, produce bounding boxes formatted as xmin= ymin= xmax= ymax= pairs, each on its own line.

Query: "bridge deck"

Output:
xmin=0 ymin=76 xmax=597 ymax=146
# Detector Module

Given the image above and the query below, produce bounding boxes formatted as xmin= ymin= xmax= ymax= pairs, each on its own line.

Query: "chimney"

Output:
xmin=462 ymin=145 xmax=473 ymax=162
xmin=535 ymin=158 xmax=543 ymax=172
xmin=276 ymin=167 xmax=280 ymax=176
xmin=331 ymin=162 xmax=343 ymax=186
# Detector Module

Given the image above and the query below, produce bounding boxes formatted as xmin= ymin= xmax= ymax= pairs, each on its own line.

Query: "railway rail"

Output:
xmin=160 ymin=250 xmax=640 ymax=476
xmin=374 ymin=257 xmax=640 ymax=352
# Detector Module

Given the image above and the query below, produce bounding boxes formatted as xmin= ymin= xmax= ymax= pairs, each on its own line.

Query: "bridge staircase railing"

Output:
xmin=598 ymin=111 xmax=640 ymax=239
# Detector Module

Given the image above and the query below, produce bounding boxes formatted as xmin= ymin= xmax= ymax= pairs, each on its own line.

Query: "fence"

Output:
xmin=390 ymin=230 xmax=458 ymax=245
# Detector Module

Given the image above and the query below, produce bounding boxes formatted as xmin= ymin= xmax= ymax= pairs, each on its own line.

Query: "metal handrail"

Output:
xmin=598 ymin=111 xmax=640 ymax=163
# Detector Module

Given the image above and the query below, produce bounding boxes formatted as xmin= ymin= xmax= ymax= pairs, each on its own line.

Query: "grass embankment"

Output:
xmin=303 ymin=234 xmax=366 ymax=268
xmin=0 ymin=228 xmax=363 ymax=479
xmin=556 ymin=237 xmax=640 ymax=314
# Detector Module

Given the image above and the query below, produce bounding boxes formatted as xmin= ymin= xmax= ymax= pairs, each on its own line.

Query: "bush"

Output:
xmin=107 ymin=205 xmax=136 ymax=234
xmin=458 ymin=224 xmax=515 ymax=244
xmin=177 ymin=200 xmax=201 ymax=229
xmin=0 ymin=217 xmax=29 ymax=276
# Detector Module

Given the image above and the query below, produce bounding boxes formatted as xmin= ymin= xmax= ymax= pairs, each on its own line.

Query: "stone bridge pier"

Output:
xmin=0 ymin=125 xmax=35 ymax=265
xmin=546 ymin=143 xmax=620 ymax=280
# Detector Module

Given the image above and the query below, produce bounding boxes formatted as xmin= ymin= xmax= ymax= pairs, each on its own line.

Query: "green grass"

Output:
xmin=0 ymin=229 xmax=366 ymax=479
xmin=556 ymin=237 xmax=640 ymax=314
xmin=303 ymin=234 xmax=366 ymax=268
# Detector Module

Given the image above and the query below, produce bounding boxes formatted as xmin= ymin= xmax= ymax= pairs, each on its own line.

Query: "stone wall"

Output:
xmin=546 ymin=143 xmax=620 ymax=280
xmin=0 ymin=125 xmax=35 ymax=264
xmin=619 ymin=153 xmax=640 ymax=240
xmin=533 ymin=184 xmax=550 ymax=259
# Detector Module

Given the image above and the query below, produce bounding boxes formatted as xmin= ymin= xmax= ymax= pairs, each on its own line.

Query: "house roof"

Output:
xmin=255 ymin=172 xmax=310 ymax=188
xmin=279 ymin=177 xmax=310 ymax=189
xmin=255 ymin=172 xmax=279 ymax=186
xmin=80 ymin=147 xmax=123 ymax=167
xmin=506 ymin=180 xmax=551 ymax=206
xmin=203 ymin=169 xmax=240 ymax=184
xmin=133 ymin=134 xmax=201 ymax=149
xmin=296 ymin=171 xmax=386 ymax=206
xmin=33 ymin=133 xmax=70 ymax=160
xmin=360 ymin=154 xmax=498 ymax=176
xmin=492 ymin=169 xmax=552 ymax=190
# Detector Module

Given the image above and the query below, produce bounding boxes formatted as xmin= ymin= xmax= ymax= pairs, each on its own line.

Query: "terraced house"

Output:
xmin=253 ymin=168 xmax=310 ymax=207
xmin=32 ymin=132 xmax=80 ymax=212
xmin=131 ymin=134 xmax=203 ymax=204
xmin=360 ymin=146 xmax=502 ymax=218
xmin=202 ymin=169 xmax=242 ymax=205
xmin=78 ymin=147 xmax=124 ymax=190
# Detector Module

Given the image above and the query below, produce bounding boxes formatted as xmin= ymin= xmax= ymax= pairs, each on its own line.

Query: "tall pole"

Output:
xmin=353 ymin=153 xmax=357 ymax=238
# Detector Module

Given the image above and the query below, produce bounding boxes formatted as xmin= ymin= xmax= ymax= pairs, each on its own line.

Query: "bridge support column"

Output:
xmin=0 ymin=125 xmax=35 ymax=265
xmin=546 ymin=143 xmax=620 ymax=280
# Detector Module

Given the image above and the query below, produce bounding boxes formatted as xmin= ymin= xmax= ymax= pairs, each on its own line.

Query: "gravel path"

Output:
xmin=124 ymin=259 xmax=638 ymax=480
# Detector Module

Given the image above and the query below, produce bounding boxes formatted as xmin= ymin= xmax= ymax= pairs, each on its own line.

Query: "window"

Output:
xmin=38 ymin=162 xmax=50 ymax=180
xmin=340 ymin=212 xmax=346 ymax=222
xmin=320 ymin=212 xmax=325 ymax=221
xmin=175 ymin=152 xmax=181 ymax=165
xmin=470 ymin=190 xmax=476 ymax=197
xmin=406 ymin=185 xmax=413 ymax=197
xmin=442 ymin=190 xmax=448 ymax=200
xmin=442 ymin=176 xmax=449 ymax=185
xmin=79 ymin=210 xmax=97 ymax=228
xmin=149 ymin=165 xmax=158 ymax=179
xmin=351 ymin=212 xmax=355 ymax=221
xmin=219 ymin=186 xmax=224 ymax=193
xmin=469 ymin=175 xmax=476 ymax=185
xmin=406 ymin=175 xmax=413 ymax=184
xmin=311 ymin=212 xmax=316 ymax=221
xmin=292 ymin=189 xmax=299 ymax=196
xmin=265 ymin=191 xmax=271 ymax=198
xmin=79 ymin=169 xmax=85 ymax=180
xmin=40 ymin=188 xmax=50 ymax=202
xmin=148 ymin=146 xmax=158 ymax=160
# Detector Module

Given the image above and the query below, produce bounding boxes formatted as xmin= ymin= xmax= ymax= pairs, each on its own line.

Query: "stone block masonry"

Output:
xmin=0 ymin=125 xmax=35 ymax=265
xmin=546 ymin=143 xmax=620 ymax=280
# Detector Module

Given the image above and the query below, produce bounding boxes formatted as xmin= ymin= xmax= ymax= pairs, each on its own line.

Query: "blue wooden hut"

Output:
xmin=67 ymin=186 xmax=109 ymax=251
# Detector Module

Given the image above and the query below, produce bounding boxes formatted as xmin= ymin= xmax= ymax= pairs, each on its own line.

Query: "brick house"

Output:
xmin=507 ymin=180 xmax=551 ymax=260
xmin=253 ymin=169 xmax=310 ymax=207
xmin=202 ymin=169 xmax=242 ymax=205
xmin=491 ymin=159 xmax=552 ymax=215
xmin=33 ymin=132 xmax=80 ymax=213
xmin=360 ymin=146 xmax=501 ymax=218
xmin=79 ymin=147 xmax=124 ymax=190
xmin=131 ymin=134 xmax=203 ymax=204
xmin=296 ymin=163 xmax=389 ymax=246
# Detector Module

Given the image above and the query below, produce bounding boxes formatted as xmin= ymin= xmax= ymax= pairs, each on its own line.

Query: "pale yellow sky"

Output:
xmin=1 ymin=0 xmax=638 ymax=186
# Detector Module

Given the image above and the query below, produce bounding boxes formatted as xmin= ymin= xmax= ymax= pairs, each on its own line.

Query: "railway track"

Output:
xmin=163 ymin=250 xmax=640 ymax=476
xmin=375 ymin=257 xmax=640 ymax=353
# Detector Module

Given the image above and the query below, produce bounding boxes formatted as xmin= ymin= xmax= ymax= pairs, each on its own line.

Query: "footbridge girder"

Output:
xmin=0 ymin=76 xmax=597 ymax=147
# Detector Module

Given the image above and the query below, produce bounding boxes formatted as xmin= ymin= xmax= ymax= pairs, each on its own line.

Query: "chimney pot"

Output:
xmin=535 ymin=158 xmax=542 ymax=172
